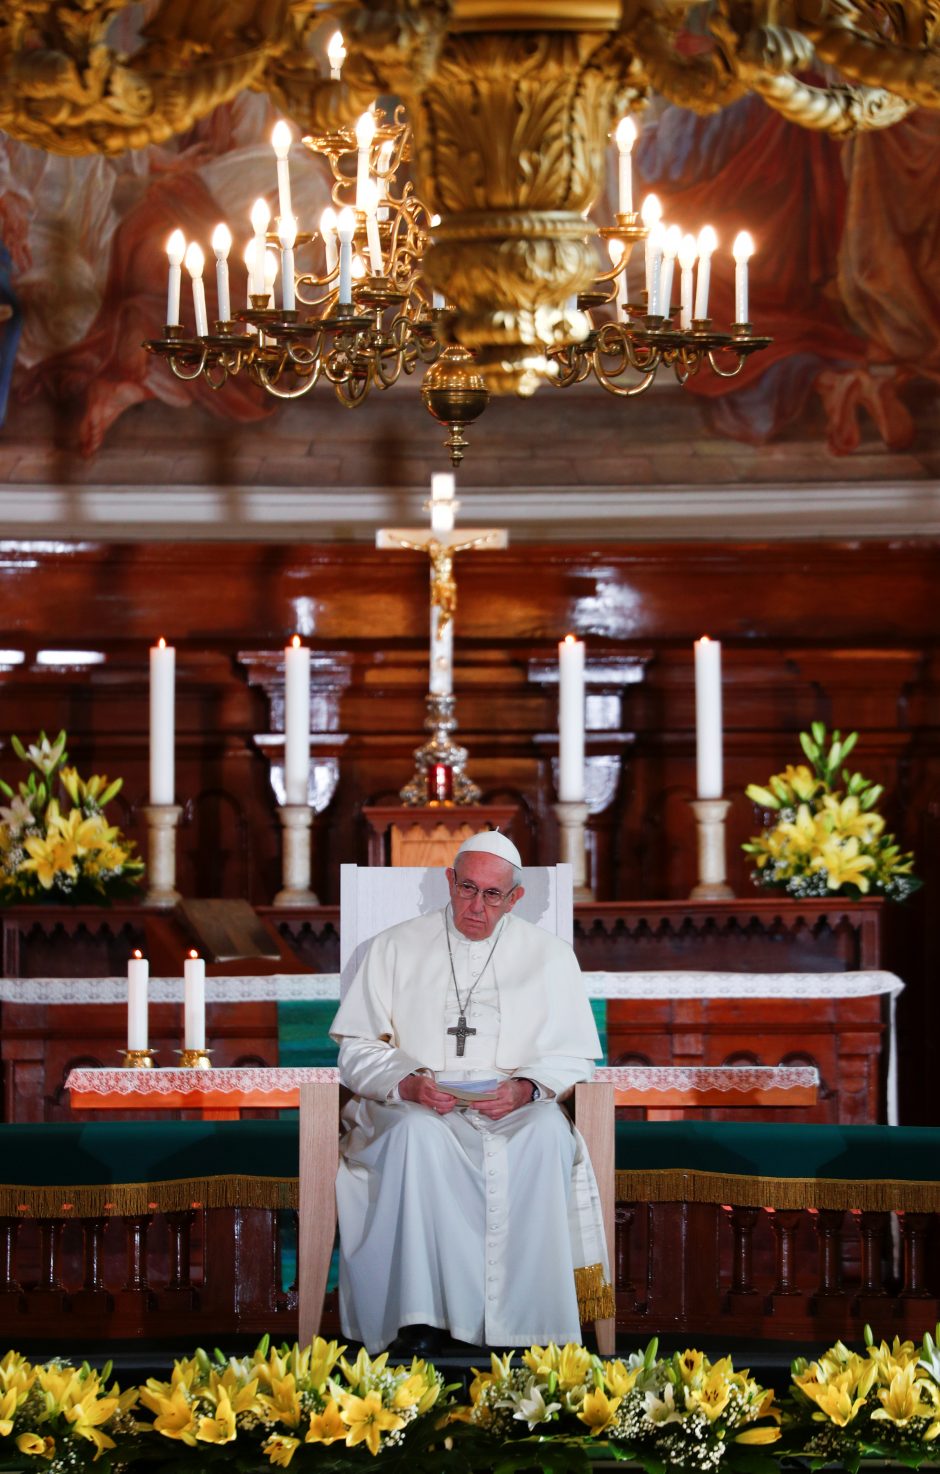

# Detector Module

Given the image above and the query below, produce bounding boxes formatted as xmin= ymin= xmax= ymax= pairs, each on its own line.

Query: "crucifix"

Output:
xmin=377 ymin=473 xmax=508 ymax=805
xmin=446 ymin=1015 xmax=477 ymax=1056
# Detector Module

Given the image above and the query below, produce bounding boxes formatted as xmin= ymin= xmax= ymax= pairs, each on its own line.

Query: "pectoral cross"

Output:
xmin=447 ymin=1015 xmax=476 ymax=1056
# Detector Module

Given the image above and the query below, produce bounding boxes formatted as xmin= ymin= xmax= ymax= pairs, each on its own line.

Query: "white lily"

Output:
xmin=500 ymin=1378 xmax=561 ymax=1430
xmin=643 ymin=1382 xmax=683 ymax=1425
xmin=0 ymin=795 xmax=35 ymax=836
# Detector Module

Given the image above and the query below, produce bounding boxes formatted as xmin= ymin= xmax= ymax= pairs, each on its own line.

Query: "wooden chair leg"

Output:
xmin=575 ymin=1082 xmax=616 ymax=1355
xmin=298 ymin=1080 xmax=339 ymax=1346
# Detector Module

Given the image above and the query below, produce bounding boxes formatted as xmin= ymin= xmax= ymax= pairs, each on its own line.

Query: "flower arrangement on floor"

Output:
xmin=0 ymin=731 xmax=144 ymax=904
xmin=3 ymin=1330 xmax=940 ymax=1473
xmin=743 ymin=723 xmax=920 ymax=901
xmin=453 ymin=1338 xmax=780 ymax=1471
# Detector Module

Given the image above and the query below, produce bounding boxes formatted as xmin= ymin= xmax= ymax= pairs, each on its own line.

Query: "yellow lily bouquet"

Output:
xmin=0 ymin=1350 xmax=138 ymax=1468
xmin=743 ymin=723 xmax=920 ymax=902
xmin=138 ymin=1336 xmax=444 ymax=1467
xmin=783 ymin=1324 xmax=940 ymax=1467
xmin=453 ymin=1339 xmax=780 ymax=1471
xmin=0 ymin=731 xmax=144 ymax=905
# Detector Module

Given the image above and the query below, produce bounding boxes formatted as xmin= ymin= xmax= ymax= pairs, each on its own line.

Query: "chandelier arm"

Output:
xmin=805 ymin=19 xmax=940 ymax=110
xmin=166 ymin=349 xmax=209 ymax=383
xmin=629 ymin=14 xmax=747 ymax=114
xmin=252 ymin=362 xmax=322 ymax=400
xmin=748 ymin=67 xmax=913 ymax=134
xmin=706 ymin=348 xmax=748 ymax=380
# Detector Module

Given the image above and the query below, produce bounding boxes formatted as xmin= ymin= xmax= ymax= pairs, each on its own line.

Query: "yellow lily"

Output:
xmin=807 ymin=1373 xmax=868 ymax=1428
xmin=0 ymin=1386 xmax=20 ymax=1436
xmin=577 ymin=1388 xmax=621 ymax=1435
xmin=0 ymin=1353 xmax=33 ymax=1395
xmin=15 ymin=1434 xmax=54 ymax=1459
xmin=391 ymin=1373 xmax=427 ymax=1410
xmin=557 ymin=1344 xmax=594 ymax=1389
xmin=872 ymin=1364 xmax=938 ymax=1427
xmin=138 ymin=1384 xmax=198 ymax=1445
xmin=263 ymin=1433 xmax=301 ymax=1466
xmin=603 ymin=1360 xmax=639 ymax=1398
xmin=688 ymin=1367 xmax=732 ymax=1422
xmin=338 ymin=1348 xmax=387 ymax=1392
xmin=522 ymin=1344 xmax=560 ymax=1376
xmin=308 ymin=1338 xmax=345 ymax=1390
xmin=469 ymin=1352 xmax=514 ymax=1402
xmin=735 ymin=1426 xmax=782 ymax=1444
xmin=337 ymin=1391 xmax=404 ymax=1455
xmin=676 ymin=1349 xmax=706 ymax=1385
xmin=305 ymin=1398 xmax=347 ymax=1445
xmin=812 ymin=836 xmax=875 ymax=892
xmin=196 ymin=1388 xmax=236 ymax=1444
xmin=260 ymin=1373 xmax=302 ymax=1428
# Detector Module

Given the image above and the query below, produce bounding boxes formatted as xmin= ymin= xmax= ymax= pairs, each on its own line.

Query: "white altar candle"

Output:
xmin=284 ymin=635 xmax=310 ymax=806
xmin=733 ymin=230 xmax=754 ymax=324
xmin=165 ymin=230 xmax=186 ymax=326
xmin=615 ymin=116 xmax=637 ymax=217
xmin=184 ymin=242 xmax=209 ymax=337
xmin=430 ymin=606 xmax=453 ymax=696
xmin=558 ymin=634 xmax=586 ymax=802
xmin=694 ymin=225 xmax=717 ymax=321
xmin=211 ymin=223 xmax=232 ymax=323
xmin=127 ymin=950 xmax=149 ymax=1052
xmin=694 ymin=635 xmax=723 ymax=799
xmin=149 ymin=637 xmax=175 ymax=805
xmin=184 ymin=949 xmax=206 ymax=1052
xmin=272 ymin=121 xmax=293 ymax=225
xmin=355 ymin=111 xmax=375 ymax=210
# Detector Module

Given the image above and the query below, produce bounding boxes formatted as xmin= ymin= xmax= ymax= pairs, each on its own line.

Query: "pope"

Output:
xmin=330 ymin=830 xmax=611 ymax=1354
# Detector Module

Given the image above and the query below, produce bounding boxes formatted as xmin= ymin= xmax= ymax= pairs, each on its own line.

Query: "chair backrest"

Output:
xmin=339 ymin=863 xmax=573 ymax=995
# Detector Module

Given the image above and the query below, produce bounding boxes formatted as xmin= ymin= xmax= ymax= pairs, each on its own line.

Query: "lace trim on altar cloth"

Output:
xmin=593 ymin=1065 xmax=819 ymax=1092
xmin=66 ymin=1066 xmax=341 ymax=1095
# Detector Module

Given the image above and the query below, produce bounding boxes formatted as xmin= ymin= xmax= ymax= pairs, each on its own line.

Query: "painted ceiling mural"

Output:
xmin=1 ymin=83 xmax=939 ymax=473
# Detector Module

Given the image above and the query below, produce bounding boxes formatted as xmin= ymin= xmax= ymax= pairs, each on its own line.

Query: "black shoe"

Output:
xmin=387 ymin=1323 xmax=447 ymax=1358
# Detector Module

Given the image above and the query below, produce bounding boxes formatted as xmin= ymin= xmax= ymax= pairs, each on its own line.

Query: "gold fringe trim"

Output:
xmin=616 ymin=1168 xmax=940 ymax=1213
xmin=575 ymin=1262 xmax=615 ymax=1322
xmin=0 ymin=1176 xmax=299 ymax=1219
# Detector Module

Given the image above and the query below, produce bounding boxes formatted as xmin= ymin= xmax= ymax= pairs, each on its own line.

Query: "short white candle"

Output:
xmin=337 ymin=207 xmax=355 ymax=304
xmin=694 ymin=635 xmax=723 ymax=799
xmin=278 ymin=213 xmax=297 ymax=311
xmin=320 ymin=207 xmax=339 ymax=277
xmin=249 ymin=197 xmax=271 ymax=296
xmin=149 ymin=637 xmax=175 ymax=806
xmin=362 ymin=180 xmax=384 ymax=275
xmin=165 ymin=230 xmax=186 ymax=326
xmin=678 ymin=233 xmax=697 ymax=330
xmin=658 ymin=224 xmax=681 ymax=321
xmin=127 ymin=950 xmax=149 ymax=1052
xmin=183 ymin=950 xmax=206 ymax=1052
xmin=640 ymin=194 xmax=661 ymax=304
xmin=327 ymin=30 xmax=346 ymax=80
xmin=558 ymin=634 xmax=586 ymax=802
xmin=272 ymin=121 xmax=293 ymax=225
xmin=694 ymin=224 xmax=718 ymax=321
xmin=355 ymin=111 xmax=375 ymax=210
xmin=284 ymin=635 xmax=311 ymax=806
xmin=646 ymin=221 xmax=665 ymax=316
xmin=614 ymin=116 xmax=637 ymax=217
xmin=733 ymin=230 xmax=754 ymax=324
xmin=211 ymin=223 xmax=232 ymax=323
xmin=184 ymin=242 xmax=209 ymax=337
xmin=430 ymin=472 xmax=455 ymax=533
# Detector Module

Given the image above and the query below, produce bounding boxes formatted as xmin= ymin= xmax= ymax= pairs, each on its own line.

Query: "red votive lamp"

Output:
xmin=431 ymin=762 xmax=453 ymax=803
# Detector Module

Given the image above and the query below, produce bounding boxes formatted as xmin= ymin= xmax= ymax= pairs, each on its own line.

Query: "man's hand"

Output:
xmin=399 ymin=1073 xmax=458 ymax=1114
xmin=473 ymin=1078 xmax=535 ymax=1120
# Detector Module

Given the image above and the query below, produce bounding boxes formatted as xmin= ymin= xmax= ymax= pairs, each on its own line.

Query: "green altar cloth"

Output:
xmin=2 ymin=1120 xmax=940 ymax=1217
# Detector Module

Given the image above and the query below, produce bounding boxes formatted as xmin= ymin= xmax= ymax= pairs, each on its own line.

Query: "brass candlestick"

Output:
xmin=178 ymin=1048 xmax=212 ymax=1069
xmin=121 ymin=1048 xmax=157 ymax=1069
xmin=401 ymin=692 xmax=480 ymax=806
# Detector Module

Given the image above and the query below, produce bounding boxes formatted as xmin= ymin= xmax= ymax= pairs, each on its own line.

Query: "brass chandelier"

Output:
xmin=2 ymin=3 xmax=934 ymax=459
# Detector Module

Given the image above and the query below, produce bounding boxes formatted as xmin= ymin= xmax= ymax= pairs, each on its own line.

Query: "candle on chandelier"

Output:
xmin=127 ymin=950 xmax=149 ymax=1053
xmin=430 ymin=215 xmax=445 ymax=310
xmin=320 ymin=207 xmax=339 ymax=277
xmin=733 ymin=230 xmax=754 ymax=325
xmin=362 ymin=180 xmax=384 ymax=276
xmin=278 ymin=213 xmax=297 ymax=311
xmin=694 ymin=225 xmax=718 ymax=321
xmin=184 ymin=242 xmax=209 ymax=337
xmin=272 ymin=121 xmax=293 ymax=225
xmin=165 ymin=229 xmax=186 ymax=327
xmin=614 ymin=116 xmax=637 ymax=217
xmin=183 ymin=949 xmax=206 ymax=1053
xmin=640 ymin=194 xmax=661 ymax=306
xmin=249 ymin=197 xmax=271 ymax=296
xmin=430 ymin=471 xmax=455 ymax=533
xmin=608 ymin=239 xmax=628 ymax=317
xmin=678 ymin=233 xmax=697 ymax=330
xmin=694 ymin=635 xmax=723 ymax=799
xmin=211 ymin=224 xmax=232 ymax=323
xmin=646 ymin=220 xmax=666 ymax=316
xmin=355 ymin=111 xmax=376 ymax=210
xmin=284 ymin=635 xmax=311 ymax=806
xmin=658 ymin=225 xmax=681 ymax=321
xmin=337 ymin=208 xmax=355 ymax=304
xmin=149 ymin=636 xmax=175 ymax=806
xmin=327 ymin=30 xmax=346 ymax=81
xmin=558 ymin=634 xmax=586 ymax=803
xmin=263 ymin=247 xmax=278 ymax=310
xmin=375 ymin=140 xmax=394 ymax=220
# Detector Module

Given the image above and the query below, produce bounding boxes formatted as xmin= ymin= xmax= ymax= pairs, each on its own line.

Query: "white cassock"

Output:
xmin=330 ymin=905 xmax=612 ymax=1352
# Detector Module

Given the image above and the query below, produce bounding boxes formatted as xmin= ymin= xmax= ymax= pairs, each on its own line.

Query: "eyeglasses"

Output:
xmin=453 ymin=878 xmax=517 ymax=907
